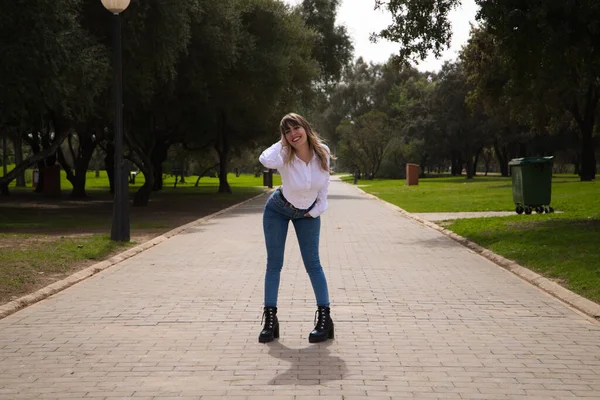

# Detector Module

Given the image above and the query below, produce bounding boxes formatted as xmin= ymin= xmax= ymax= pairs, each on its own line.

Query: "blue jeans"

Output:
xmin=263 ymin=189 xmax=330 ymax=308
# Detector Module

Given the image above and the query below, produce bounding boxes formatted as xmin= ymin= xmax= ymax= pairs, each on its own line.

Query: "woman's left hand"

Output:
xmin=304 ymin=212 xmax=312 ymax=217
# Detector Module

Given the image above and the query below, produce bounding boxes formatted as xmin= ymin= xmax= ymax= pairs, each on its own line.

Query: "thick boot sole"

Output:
xmin=308 ymin=325 xmax=334 ymax=343
xmin=258 ymin=323 xmax=279 ymax=343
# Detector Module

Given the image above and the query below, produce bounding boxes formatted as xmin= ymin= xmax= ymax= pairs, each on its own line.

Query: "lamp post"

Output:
xmin=101 ymin=0 xmax=130 ymax=241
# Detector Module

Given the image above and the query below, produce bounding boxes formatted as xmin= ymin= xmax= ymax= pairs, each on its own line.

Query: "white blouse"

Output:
xmin=259 ymin=141 xmax=330 ymax=217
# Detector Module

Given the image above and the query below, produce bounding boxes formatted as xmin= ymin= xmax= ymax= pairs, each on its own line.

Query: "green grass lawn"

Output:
xmin=1 ymin=165 xmax=282 ymax=191
xmin=0 ymin=168 xmax=279 ymax=304
xmin=344 ymin=174 xmax=600 ymax=304
xmin=1 ymin=170 xmax=281 ymax=230
xmin=0 ymin=234 xmax=123 ymax=288
xmin=343 ymin=174 xmax=597 ymax=214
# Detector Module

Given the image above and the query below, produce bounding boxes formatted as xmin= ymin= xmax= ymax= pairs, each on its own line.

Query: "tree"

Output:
xmin=0 ymin=0 xmax=108 ymax=196
xmin=316 ymin=58 xmax=426 ymax=174
xmin=373 ymin=0 xmax=461 ymax=64
xmin=432 ymin=62 xmax=491 ymax=178
xmin=199 ymin=0 xmax=319 ymax=193
xmin=147 ymin=0 xmax=239 ymax=195
xmin=378 ymin=0 xmax=599 ymax=180
xmin=479 ymin=1 xmax=599 ymax=180
xmin=460 ymin=26 xmax=532 ymax=176
xmin=388 ymin=73 xmax=438 ymax=174
xmin=317 ymin=58 xmax=380 ymax=145
xmin=111 ymin=0 xmax=201 ymax=205
xmin=299 ymin=0 xmax=353 ymax=86
xmin=337 ymin=110 xmax=394 ymax=178
xmin=311 ymin=59 xmax=371 ymax=152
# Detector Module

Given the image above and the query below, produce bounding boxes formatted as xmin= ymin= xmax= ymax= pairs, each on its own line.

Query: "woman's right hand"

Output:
xmin=280 ymin=134 xmax=288 ymax=147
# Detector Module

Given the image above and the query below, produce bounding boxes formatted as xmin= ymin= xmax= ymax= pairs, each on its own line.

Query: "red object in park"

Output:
xmin=406 ymin=163 xmax=419 ymax=186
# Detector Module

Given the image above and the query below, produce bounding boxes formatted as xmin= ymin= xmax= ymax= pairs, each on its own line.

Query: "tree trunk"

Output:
xmin=1 ymin=134 xmax=8 ymax=196
xmin=471 ymin=147 xmax=482 ymax=178
xmin=494 ymin=142 xmax=509 ymax=177
xmin=57 ymin=133 xmax=96 ymax=199
xmin=72 ymin=133 xmax=97 ymax=198
xmin=150 ymin=141 xmax=169 ymax=191
xmin=133 ymin=159 xmax=154 ymax=207
xmin=133 ymin=181 xmax=152 ymax=206
xmin=152 ymin=162 xmax=163 ymax=191
xmin=57 ymin=147 xmax=77 ymax=189
xmin=419 ymin=155 xmax=428 ymax=178
xmin=465 ymin=154 xmax=474 ymax=179
xmin=195 ymin=163 xmax=219 ymax=187
xmin=216 ymin=111 xmax=231 ymax=193
xmin=217 ymin=154 xmax=231 ymax=193
xmin=133 ymin=172 xmax=153 ymax=207
xmin=579 ymin=125 xmax=596 ymax=181
xmin=70 ymin=134 xmax=96 ymax=198
xmin=2 ymin=133 xmax=7 ymax=177
xmin=451 ymin=152 xmax=463 ymax=176
xmin=483 ymin=149 xmax=491 ymax=176
xmin=568 ymin=84 xmax=598 ymax=181
xmin=577 ymin=97 xmax=597 ymax=181
xmin=451 ymin=159 xmax=458 ymax=176
xmin=70 ymin=175 xmax=87 ymax=197
xmin=105 ymin=141 xmax=115 ymax=193
xmin=14 ymin=134 xmax=25 ymax=187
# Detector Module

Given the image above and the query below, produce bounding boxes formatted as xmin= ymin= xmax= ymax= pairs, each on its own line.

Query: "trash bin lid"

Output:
xmin=508 ymin=156 xmax=554 ymax=166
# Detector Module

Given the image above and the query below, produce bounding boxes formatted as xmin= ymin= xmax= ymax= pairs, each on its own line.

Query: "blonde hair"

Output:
xmin=279 ymin=113 xmax=334 ymax=172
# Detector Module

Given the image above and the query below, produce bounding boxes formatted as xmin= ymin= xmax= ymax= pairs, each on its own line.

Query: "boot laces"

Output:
xmin=314 ymin=309 xmax=327 ymax=329
xmin=262 ymin=309 xmax=275 ymax=328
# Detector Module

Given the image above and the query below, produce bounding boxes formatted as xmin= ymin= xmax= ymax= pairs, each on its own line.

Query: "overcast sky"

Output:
xmin=283 ymin=0 xmax=479 ymax=72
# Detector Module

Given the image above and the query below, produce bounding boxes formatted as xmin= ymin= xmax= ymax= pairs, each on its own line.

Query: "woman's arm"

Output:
xmin=307 ymin=146 xmax=331 ymax=217
xmin=259 ymin=141 xmax=286 ymax=169
xmin=307 ymin=173 xmax=329 ymax=218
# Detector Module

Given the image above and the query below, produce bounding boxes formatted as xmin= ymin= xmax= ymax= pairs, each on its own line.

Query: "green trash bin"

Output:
xmin=508 ymin=156 xmax=554 ymax=215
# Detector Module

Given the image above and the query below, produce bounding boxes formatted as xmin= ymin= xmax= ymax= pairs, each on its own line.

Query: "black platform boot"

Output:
xmin=308 ymin=306 xmax=334 ymax=343
xmin=258 ymin=306 xmax=279 ymax=343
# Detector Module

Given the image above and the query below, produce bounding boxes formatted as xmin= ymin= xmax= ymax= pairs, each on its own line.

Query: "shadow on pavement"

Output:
xmin=401 ymin=235 xmax=460 ymax=249
xmin=212 ymin=203 xmax=265 ymax=218
xmin=327 ymin=194 xmax=368 ymax=201
xmin=266 ymin=340 xmax=347 ymax=385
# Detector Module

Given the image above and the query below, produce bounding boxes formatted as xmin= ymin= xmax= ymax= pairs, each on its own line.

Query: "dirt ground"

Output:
xmin=0 ymin=188 xmax=264 ymax=306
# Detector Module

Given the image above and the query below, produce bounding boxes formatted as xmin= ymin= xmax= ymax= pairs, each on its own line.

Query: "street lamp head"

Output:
xmin=101 ymin=0 xmax=130 ymax=14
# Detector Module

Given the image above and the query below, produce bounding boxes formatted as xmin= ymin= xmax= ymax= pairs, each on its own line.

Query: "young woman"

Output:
xmin=258 ymin=113 xmax=334 ymax=344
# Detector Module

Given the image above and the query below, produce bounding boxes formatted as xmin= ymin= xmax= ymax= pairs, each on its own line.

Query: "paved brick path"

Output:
xmin=0 ymin=177 xmax=599 ymax=399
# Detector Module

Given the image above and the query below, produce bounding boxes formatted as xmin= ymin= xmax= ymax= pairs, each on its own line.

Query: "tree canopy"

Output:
xmin=376 ymin=0 xmax=599 ymax=180
xmin=0 ymin=0 xmax=354 ymax=200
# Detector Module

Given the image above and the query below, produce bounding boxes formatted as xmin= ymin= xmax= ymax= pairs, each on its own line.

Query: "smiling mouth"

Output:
xmin=291 ymin=136 xmax=301 ymax=143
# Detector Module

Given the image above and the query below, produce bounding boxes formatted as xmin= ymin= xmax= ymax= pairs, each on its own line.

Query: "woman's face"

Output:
xmin=284 ymin=124 xmax=308 ymax=149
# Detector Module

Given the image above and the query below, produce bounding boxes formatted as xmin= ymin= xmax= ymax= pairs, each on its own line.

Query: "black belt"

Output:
xmin=277 ymin=188 xmax=316 ymax=213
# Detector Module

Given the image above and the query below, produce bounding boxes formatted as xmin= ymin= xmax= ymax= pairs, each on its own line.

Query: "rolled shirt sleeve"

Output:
xmin=259 ymin=141 xmax=285 ymax=169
